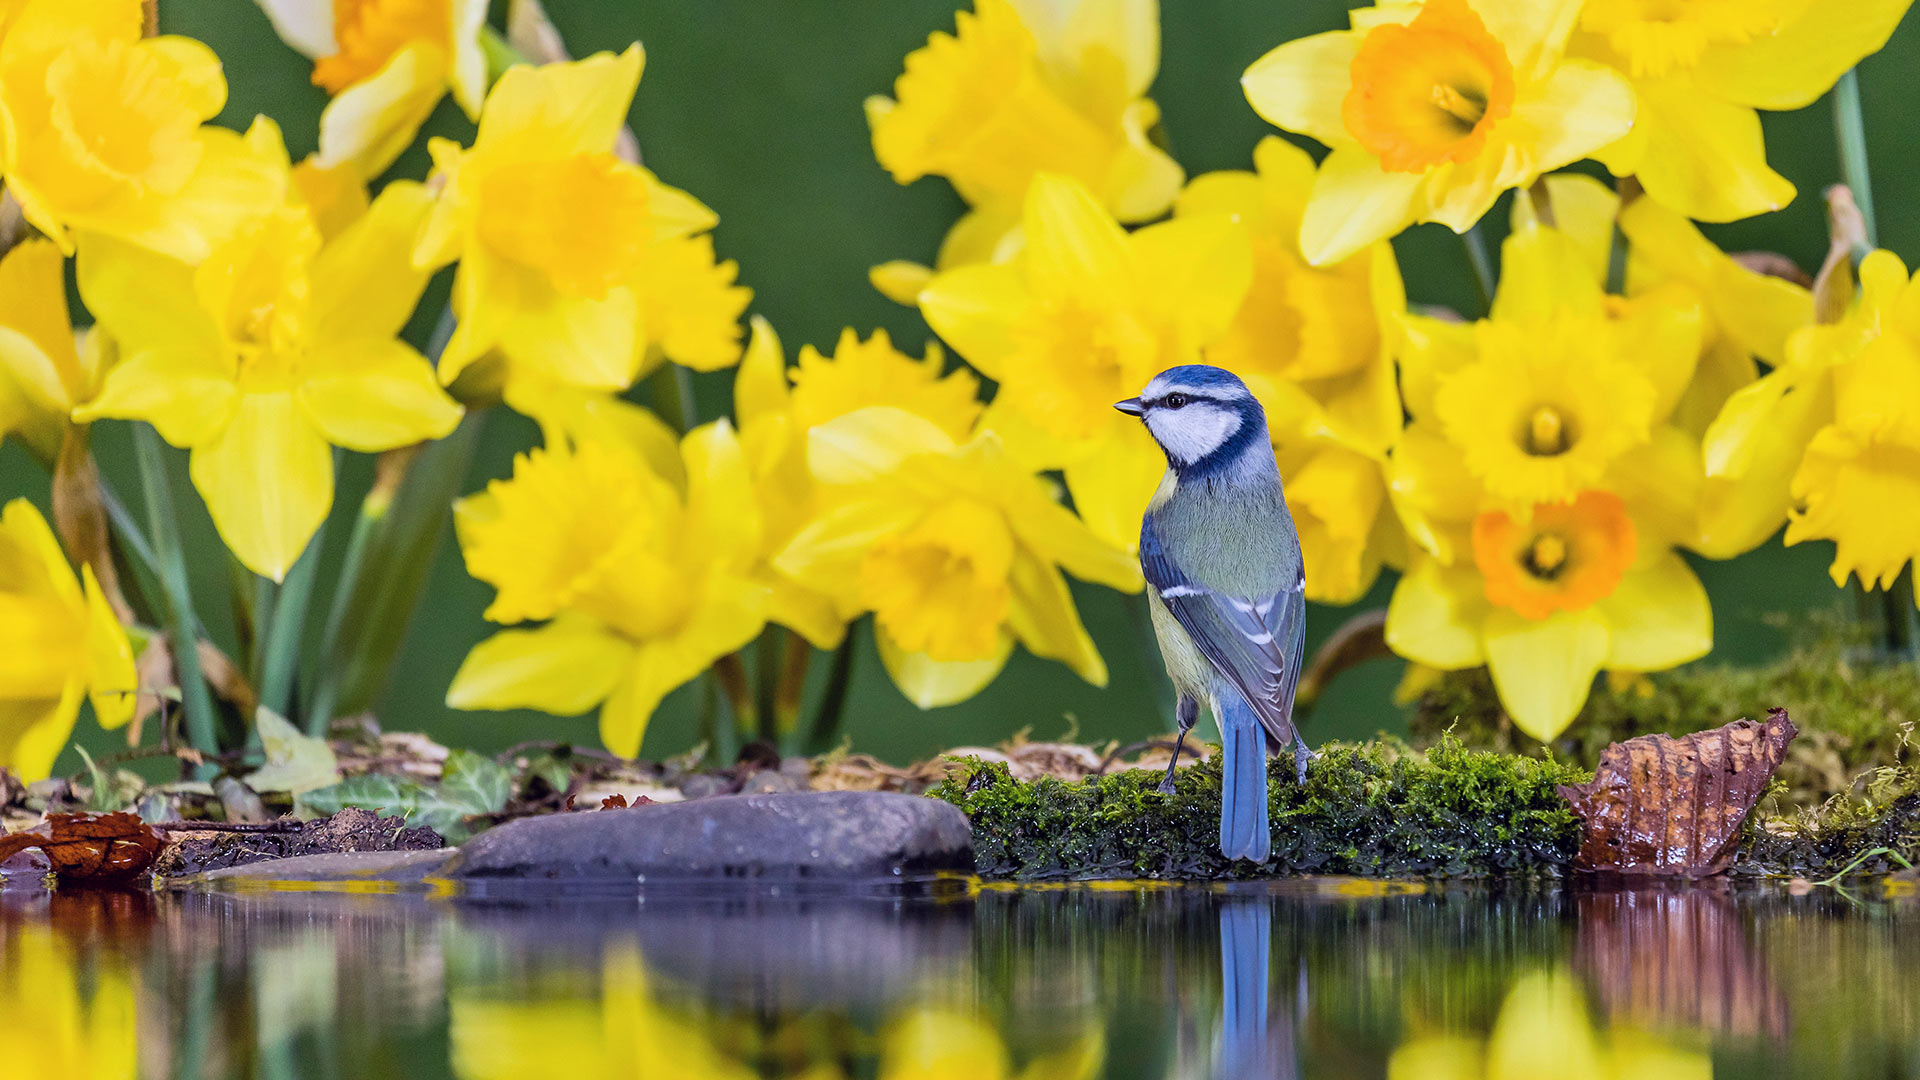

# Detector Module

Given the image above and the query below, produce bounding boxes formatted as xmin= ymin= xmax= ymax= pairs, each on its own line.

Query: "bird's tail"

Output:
xmin=1217 ymin=692 xmax=1271 ymax=863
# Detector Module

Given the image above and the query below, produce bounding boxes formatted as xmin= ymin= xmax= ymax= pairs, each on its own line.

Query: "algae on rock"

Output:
xmin=932 ymin=737 xmax=1588 ymax=881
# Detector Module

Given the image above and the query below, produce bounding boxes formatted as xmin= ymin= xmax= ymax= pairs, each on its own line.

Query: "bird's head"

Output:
xmin=1115 ymin=365 xmax=1269 ymax=474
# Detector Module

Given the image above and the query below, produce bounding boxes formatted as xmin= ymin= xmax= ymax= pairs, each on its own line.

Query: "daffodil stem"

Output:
xmin=479 ymin=25 xmax=531 ymax=82
xmin=131 ymin=423 xmax=220 ymax=770
xmin=1461 ymin=225 xmax=1496 ymax=315
xmin=754 ymin=628 xmax=781 ymax=743
xmin=713 ymin=652 xmax=757 ymax=738
xmin=258 ymin=539 xmax=321 ymax=721
xmin=1833 ymin=69 xmax=1878 ymax=254
xmin=773 ymin=632 xmax=813 ymax=744
xmin=304 ymin=498 xmax=384 ymax=736
xmin=804 ymin=633 xmax=857 ymax=754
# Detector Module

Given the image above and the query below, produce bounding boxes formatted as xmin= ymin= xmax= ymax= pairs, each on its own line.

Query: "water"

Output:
xmin=3 ymin=879 xmax=1917 ymax=1078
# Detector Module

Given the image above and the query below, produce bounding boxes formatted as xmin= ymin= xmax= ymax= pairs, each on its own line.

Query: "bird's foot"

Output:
xmin=1292 ymin=741 xmax=1318 ymax=784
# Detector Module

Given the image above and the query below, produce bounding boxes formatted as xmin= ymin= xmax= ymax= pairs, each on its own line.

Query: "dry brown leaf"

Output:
xmin=0 ymin=812 xmax=163 ymax=885
xmin=1559 ymin=709 xmax=1797 ymax=876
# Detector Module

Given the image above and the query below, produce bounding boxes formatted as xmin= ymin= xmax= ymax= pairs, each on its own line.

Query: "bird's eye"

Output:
xmin=1164 ymin=393 xmax=1189 ymax=409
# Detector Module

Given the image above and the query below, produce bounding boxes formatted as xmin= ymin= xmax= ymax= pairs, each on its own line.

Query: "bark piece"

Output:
xmin=1559 ymin=709 xmax=1797 ymax=875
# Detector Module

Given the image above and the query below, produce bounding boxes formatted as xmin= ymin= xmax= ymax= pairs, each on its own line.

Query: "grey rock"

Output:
xmin=447 ymin=791 xmax=973 ymax=885
xmin=171 ymin=849 xmax=455 ymax=888
xmin=739 ymin=769 xmax=803 ymax=795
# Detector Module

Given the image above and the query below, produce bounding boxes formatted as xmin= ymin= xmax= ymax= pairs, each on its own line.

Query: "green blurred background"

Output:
xmin=8 ymin=0 xmax=1913 ymax=771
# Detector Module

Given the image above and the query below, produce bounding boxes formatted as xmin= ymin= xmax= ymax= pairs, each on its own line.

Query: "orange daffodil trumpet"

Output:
xmin=867 ymin=0 xmax=1182 ymax=298
xmin=1707 ymin=250 xmax=1920 ymax=607
xmin=1175 ymin=137 xmax=1411 ymax=603
xmin=1387 ymin=220 xmax=1713 ymax=740
xmin=1241 ymin=0 xmax=1634 ymax=265
xmin=1572 ymin=0 xmax=1915 ymax=221
xmin=75 ymin=121 xmax=463 ymax=582
xmin=0 ymin=500 xmax=136 ymax=782
xmin=414 ymin=46 xmax=749 ymax=419
xmin=0 ymin=0 xmax=281 ymax=261
xmin=776 ymin=407 xmax=1141 ymax=708
xmin=447 ymin=425 xmax=775 ymax=758
xmin=918 ymin=172 xmax=1252 ymax=551
xmin=255 ymin=0 xmax=488 ymax=179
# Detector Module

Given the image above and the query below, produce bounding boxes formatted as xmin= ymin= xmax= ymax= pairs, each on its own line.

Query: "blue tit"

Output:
xmin=1115 ymin=365 xmax=1309 ymax=864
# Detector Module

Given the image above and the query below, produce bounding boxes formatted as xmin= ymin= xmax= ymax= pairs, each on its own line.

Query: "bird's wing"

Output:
xmin=1141 ymin=524 xmax=1306 ymax=749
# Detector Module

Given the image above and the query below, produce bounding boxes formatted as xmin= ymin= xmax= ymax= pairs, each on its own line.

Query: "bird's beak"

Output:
xmin=1114 ymin=397 xmax=1144 ymax=417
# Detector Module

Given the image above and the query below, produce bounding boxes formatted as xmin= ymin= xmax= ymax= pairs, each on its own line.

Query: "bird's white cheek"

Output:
xmin=1148 ymin=408 xmax=1240 ymax=463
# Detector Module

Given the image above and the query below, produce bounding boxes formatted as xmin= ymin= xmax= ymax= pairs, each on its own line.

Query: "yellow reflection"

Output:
xmin=1389 ymin=970 xmax=1712 ymax=1080
xmin=0 ymin=925 xmax=137 ymax=1080
xmin=450 ymin=943 xmax=1104 ymax=1080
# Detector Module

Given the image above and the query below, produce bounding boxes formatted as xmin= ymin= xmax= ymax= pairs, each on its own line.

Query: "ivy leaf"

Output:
xmin=245 ymin=708 xmax=342 ymax=795
xmin=300 ymin=750 xmax=512 ymax=842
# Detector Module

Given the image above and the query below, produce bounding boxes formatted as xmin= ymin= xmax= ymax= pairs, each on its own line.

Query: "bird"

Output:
xmin=1115 ymin=365 xmax=1309 ymax=864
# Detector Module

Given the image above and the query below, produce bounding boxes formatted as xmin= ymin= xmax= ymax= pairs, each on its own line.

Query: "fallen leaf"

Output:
xmin=0 ymin=812 xmax=163 ymax=885
xmin=600 ymin=793 xmax=628 ymax=809
xmin=1558 ymin=709 xmax=1797 ymax=876
xmin=244 ymin=707 xmax=342 ymax=794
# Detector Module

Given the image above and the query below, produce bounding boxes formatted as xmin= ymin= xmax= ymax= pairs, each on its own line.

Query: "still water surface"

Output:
xmin=3 ymin=879 xmax=1917 ymax=1078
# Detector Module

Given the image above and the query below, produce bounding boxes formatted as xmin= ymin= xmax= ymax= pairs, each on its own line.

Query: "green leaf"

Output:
xmin=244 ymin=708 xmax=342 ymax=795
xmin=300 ymin=775 xmax=431 ymax=821
xmin=437 ymin=750 xmax=513 ymax=817
xmin=297 ymin=749 xmax=512 ymax=842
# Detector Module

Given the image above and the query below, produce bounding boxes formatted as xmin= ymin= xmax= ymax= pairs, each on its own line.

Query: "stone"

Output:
xmin=678 ymin=773 xmax=736 ymax=800
xmin=169 ymin=849 xmax=455 ymax=888
xmin=447 ymin=790 xmax=973 ymax=885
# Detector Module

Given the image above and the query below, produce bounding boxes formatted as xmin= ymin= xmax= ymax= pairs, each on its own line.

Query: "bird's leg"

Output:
xmin=1292 ymin=738 xmax=1317 ymax=784
xmin=1158 ymin=696 xmax=1199 ymax=794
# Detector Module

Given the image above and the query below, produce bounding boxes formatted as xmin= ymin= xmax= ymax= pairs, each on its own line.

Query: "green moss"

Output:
xmin=931 ymin=736 xmax=1589 ymax=880
xmin=1737 ymin=728 xmax=1920 ymax=879
xmin=1410 ymin=617 xmax=1920 ymax=809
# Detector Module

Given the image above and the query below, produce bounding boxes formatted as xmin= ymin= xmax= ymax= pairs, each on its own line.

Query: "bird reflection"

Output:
xmin=1215 ymin=896 xmax=1299 ymax=1080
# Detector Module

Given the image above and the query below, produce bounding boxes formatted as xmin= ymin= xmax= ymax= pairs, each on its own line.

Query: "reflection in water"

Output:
xmin=1 ymin=879 xmax=1917 ymax=1078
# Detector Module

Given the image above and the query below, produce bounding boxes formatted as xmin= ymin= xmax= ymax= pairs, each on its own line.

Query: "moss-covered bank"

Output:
xmin=1410 ymin=621 xmax=1920 ymax=809
xmin=933 ymin=738 xmax=1588 ymax=880
xmin=934 ymin=733 xmax=1920 ymax=881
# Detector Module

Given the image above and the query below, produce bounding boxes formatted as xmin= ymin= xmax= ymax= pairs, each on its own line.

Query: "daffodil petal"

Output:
xmin=314 ymin=41 xmax=449 ymax=180
xmin=0 ymin=240 xmax=82 ymax=411
xmin=878 ymin=625 xmax=1014 ymax=709
xmin=1597 ymin=554 xmax=1711 ymax=672
xmin=599 ymin=573 xmax=765 ymax=757
xmin=1619 ymin=197 xmax=1812 ymax=366
xmin=1298 ymin=147 xmax=1423 ymax=268
xmin=1693 ymin=0 xmax=1915 ymax=111
xmin=1240 ymin=30 xmax=1361 ymax=148
xmin=1023 ymin=173 xmax=1131 ymax=300
xmin=1395 ymin=313 xmax=1477 ymax=422
xmin=767 ymin=573 xmax=847 ymax=651
xmin=188 ymin=393 xmax=334 ymax=582
xmin=1603 ymin=426 xmax=1701 ymax=552
xmin=255 ymin=0 xmax=336 ymax=57
xmin=1513 ymin=173 xmax=1618 ymax=284
xmin=0 ymin=683 xmax=84 ymax=783
xmin=1062 ymin=424 xmax=1165 ymax=553
xmin=1625 ymin=79 xmax=1793 ymax=223
xmin=1385 ymin=557 xmax=1486 ymax=669
xmin=1491 ymin=222 xmax=1606 ymax=325
xmin=734 ymin=316 xmax=790 ymax=432
xmin=74 ymin=348 xmax=238 ymax=447
xmin=81 ymin=566 xmax=136 ymax=731
xmin=311 ymin=179 xmax=435 ymax=341
xmin=1128 ymin=213 xmax=1255 ymax=340
xmin=74 ymin=234 xmax=223 ymax=358
xmin=1006 ymin=550 xmax=1106 ymax=685
xmin=807 ymin=406 xmax=957 ymax=486
xmin=918 ymin=263 xmax=1027 ymax=380
xmin=478 ymin=44 xmax=644 ymax=156
xmin=1482 ymin=607 xmax=1607 ymax=742
xmin=775 ymin=499 xmax=925 ymax=605
xmin=447 ymin=614 xmax=634 ymax=714
xmin=683 ymin=420 xmax=762 ymax=565
xmin=299 ymin=339 xmax=463 ymax=452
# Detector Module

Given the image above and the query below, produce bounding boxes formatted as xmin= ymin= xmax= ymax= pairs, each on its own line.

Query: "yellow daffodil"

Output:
xmin=776 ymin=407 xmax=1140 ymax=708
xmin=0 ymin=499 xmax=135 ymax=781
xmin=1708 ymin=250 xmax=1920 ymax=603
xmin=1174 ymin=137 xmax=1409 ymax=602
xmin=75 ymin=126 xmax=462 ymax=581
xmin=0 ymin=0 xmax=280 ymax=261
xmin=1390 ymin=969 xmax=1711 ymax=1080
xmin=1242 ymin=0 xmax=1635 ymax=265
xmin=0 ymin=240 xmax=111 ymax=459
xmin=414 ymin=47 xmax=749 ymax=416
xmin=0 ymin=926 xmax=138 ymax=1079
xmin=1573 ymin=0 xmax=1914 ymax=221
xmin=1395 ymin=221 xmax=1704 ymax=520
xmin=1387 ymin=221 xmax=1712 ymax=740
xmin=918 ymin=172 xmax=1251 ymax=551
xmin=879 ymin=1008 xmax=1105 ymax=1080
xmin=867 ymin=0 xmax=1181 ymax=295
xmin=447 ymin=424 xmax=772 ymax=758
xmin=733 ymin=318 xmax=984 ymax=649
xmin=255 ymin=0 xmax=487 ymax=179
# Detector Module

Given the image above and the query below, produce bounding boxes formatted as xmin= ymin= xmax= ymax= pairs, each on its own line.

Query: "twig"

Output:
xmin=1096 ymin=737 xmax=1185 ymax=776
xmin=150 ymin=820 xmax=305 ymax=834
